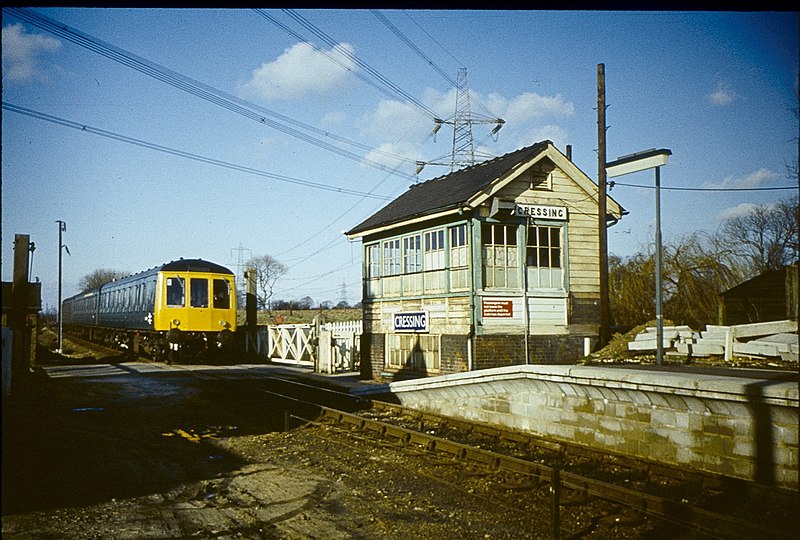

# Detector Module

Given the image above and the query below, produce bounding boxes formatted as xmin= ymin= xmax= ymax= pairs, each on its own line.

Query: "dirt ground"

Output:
xmin=3 ymin=337 xmax=561 ymax=540
xmin=3 ymin=330 xmax=795 ymax=539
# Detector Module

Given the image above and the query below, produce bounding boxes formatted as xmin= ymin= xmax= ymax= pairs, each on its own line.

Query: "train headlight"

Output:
xmin=172 ymin=319 xmax=181 ymax=327
xmin=219 ymin=320 xmax=230 ymax=329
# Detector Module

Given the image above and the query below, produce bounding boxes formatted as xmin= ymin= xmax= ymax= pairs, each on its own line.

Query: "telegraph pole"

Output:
xmin=597 ymin=64 xmax=610 ymax=348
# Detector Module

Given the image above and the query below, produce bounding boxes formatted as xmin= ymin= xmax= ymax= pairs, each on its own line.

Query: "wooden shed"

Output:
xmin=346 ymin=141 xmax=625 ymax=380
xmin=720 ymin=263 xmax=799 ymax=325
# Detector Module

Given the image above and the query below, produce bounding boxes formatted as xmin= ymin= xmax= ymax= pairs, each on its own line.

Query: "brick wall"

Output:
xmin=476 ymin=334 xmax=587 ymax=367
xmin=570 ymin=294 xmax=600 ymax=326
xmin=528 ymin=335 xmax=586 ymax=364
xmin=474 ymin=335 xmax=525 ymax=370
xmin=440 ymin=335 xmax=469 ymax=374
xmin=359 ymin=332 xmax=385 ymax=380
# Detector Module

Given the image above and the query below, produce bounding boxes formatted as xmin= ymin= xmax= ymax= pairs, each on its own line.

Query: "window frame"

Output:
xmin=481 ymin=222 xmax=520 ymax=290
xmin=526 ymin=222 xmax=567 ymax=292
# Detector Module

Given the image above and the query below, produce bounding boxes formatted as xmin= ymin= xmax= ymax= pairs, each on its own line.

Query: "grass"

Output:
xmin=238 ymin=308 xmax=362 ymax=326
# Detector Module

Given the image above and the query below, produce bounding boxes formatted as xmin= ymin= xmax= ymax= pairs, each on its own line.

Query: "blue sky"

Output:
xmin=2 ymin=9 xmax=798 ymax=311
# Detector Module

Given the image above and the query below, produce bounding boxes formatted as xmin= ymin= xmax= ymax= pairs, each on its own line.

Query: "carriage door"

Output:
xmin=188 ymin=277 xmax=211 ymax=330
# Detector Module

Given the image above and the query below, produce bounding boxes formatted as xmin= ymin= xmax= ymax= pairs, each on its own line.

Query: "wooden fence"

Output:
xmin=319 ymin=320 xmax=363 ymax=373
xmin=252 ymin=319 xmax=362 ymax=373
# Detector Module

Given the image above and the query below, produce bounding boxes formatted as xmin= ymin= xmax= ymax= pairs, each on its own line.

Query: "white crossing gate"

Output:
xmin=253 ymin=319 xmax=362 ymax=372
xmin=320 ymin=320 xmax=362 ymax=373
xmin=257 ymin=323 xmax=315 ymax=367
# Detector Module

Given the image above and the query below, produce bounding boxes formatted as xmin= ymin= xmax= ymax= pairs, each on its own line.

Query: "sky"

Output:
xmin=2 ymin=8 xmax=798 ymax=312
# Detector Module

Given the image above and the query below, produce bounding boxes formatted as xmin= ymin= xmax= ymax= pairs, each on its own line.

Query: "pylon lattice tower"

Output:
xmin=420 ymin=67 xmax=504 ymax=174
xmin=450 ymin=67 xmax=477 ymax=170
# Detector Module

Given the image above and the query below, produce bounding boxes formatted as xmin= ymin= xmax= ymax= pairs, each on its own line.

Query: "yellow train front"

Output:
xmin=154 ymin=259 xmax=237 ymax=361
xmin=62 ymin=258 xmax=237 ymax=362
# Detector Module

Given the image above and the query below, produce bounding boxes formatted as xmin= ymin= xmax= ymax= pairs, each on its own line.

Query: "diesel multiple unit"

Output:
xmin=62 ymin=258 xmax=237 ymax=360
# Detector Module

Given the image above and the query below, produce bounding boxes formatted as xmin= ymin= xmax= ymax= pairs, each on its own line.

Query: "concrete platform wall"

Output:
xmin=382 ymin=365 xmax=799 ymax=490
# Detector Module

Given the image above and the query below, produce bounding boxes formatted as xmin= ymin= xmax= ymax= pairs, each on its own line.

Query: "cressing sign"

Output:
xmin=393 ymin=311 xmax=429 ymax=333
xmin=514 ymin=204 xmax=568 ymax=220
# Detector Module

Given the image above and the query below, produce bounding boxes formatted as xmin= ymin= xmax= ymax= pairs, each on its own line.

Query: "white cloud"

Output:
xmin=704 ymin=167 xmax=777 ymax=189
xmin=358 ymin=89 xmax=575 ymax=167
xmin=361 ymin=99 xmax=425 ymax=139
xmin=238 ymin=42 xmax=357 ymax=102
xmin=320 ymin=111 xmax=346 ymax=127
xmin=514 ymin=124 xmax=569 ymax=150
xmin=362 ymin=141 xmax=421 ymax=170
xmin=709 ymin=81 xmax=736 ymax=107
xmin=2 ymin=23 xmax=61 ymax=83
xmin=718 ymin=202 xmax=758 ymax=221
xmin=500 ymin=92 xmax=575 ymax=122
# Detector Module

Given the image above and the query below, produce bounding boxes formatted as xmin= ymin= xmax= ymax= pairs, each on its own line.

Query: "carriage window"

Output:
xmin=166 ymin=277 xmax=185 ymax=307
xmin=190 ymin=278 xmax=209 ymax=308
xmin=213 ymin=279 xmax=231 ymax=309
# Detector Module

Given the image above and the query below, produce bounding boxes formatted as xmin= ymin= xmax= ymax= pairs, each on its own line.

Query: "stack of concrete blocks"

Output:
xmin=627 ymin=320 xmax=798 ymax=362
xmin=681 ymin=320 xmax=797 ymax=362
xmin=627 ymin=325 xmax=695 ymax=354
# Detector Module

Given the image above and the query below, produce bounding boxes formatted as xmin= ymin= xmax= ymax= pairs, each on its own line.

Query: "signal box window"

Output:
xmin=481 ymin=223 xmax=519 ymax=289
xmin=190 ymin=278 xmax=209 ymax=308
xmin=527 ymin=225 xmax=564 ymax=290
xmin=213 ymin=279 xmax=231 ymax=309
xmin=166 ymin=277 xmax=185 ymax=307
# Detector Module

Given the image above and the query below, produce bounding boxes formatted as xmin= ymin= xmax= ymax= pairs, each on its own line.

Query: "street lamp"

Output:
xmin=56 ymin=220 xmax=69 ymax=353
xmin=606 ymin=148 xmax=672 ymax=365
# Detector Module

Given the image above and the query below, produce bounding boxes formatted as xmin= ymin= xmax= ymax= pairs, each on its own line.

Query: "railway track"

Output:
xmin=302 ymin=401 xmax=796 ymax=540
xmin=161 ymin=367 xmax=796 ymax=540
xmin=39 ymin=337 xmax=798 ymax=539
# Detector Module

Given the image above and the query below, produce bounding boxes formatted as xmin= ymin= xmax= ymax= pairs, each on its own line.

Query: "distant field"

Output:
xmin=237 ymin=308 xmax=361 ymax=326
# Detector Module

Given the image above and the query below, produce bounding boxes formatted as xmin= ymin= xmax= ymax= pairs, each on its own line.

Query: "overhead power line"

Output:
xmin=3 ymin=102 xmax=392 ymax=200
xmin=280 ymin=9 xmax=441 ymax=120
xmin=4 ymin=7 xmax=418 ymax=180
xmin=254 ymin=9 xmax=435 ymax=122
xmin=374 ymin=10 xmax=499 ymax=120
xmin=402 ymin=11 xmax=465 ymax=70
xmin=371 ymin=10 xmax=458 ymax=87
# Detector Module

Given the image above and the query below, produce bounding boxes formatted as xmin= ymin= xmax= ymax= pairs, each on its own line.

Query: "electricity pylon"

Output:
xmin=417 ymin=67 xmax=504 ymax=174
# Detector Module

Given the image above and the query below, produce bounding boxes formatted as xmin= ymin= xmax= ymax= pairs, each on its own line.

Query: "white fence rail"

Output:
xmin=253 ymin=319 xmax=362 ymax=373
xmin=320 ymin=320 xmax=363 ymax=373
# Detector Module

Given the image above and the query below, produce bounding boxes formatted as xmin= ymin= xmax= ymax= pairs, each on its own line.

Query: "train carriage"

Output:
xmin=62 ymin=258 xmax=237 ymax=361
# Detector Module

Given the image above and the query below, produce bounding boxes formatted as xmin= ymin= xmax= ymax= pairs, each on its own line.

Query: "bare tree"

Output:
xmin=662 ymin=233 xmax=744 ymax=329
xmin=245 ymin=255 xmax=287 ymax=311
xmin=716 ymin=195 xmax=799 ymax=276
xmin=79 ymin=268 xmax=127 ymax=291
xmin=609 ymin=252 xmax=655 ymax=328
xmin=610 ymin=232 xmax=744 ymax=329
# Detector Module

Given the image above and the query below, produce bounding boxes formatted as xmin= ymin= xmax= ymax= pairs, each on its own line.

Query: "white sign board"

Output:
xmin=393 ymin=311 xmax=429 ymax=333
xmin=514 ymin=204 xmax=568 ymax=220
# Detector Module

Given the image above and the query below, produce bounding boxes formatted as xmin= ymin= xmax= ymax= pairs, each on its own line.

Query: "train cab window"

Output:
xmin=166 ymin=277 xmax=185 ymax=307
xmin=190 ymin=278 xmax=209 ymax=308
xmin=213 ymin=279 xmax=231 ymax=309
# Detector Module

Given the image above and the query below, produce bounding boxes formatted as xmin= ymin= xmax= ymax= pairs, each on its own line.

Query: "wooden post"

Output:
xmin=244 ymin=268 xmax=257 ymax=354
xmin=10 ymin=235 xmax=31 ymax=394
xmin=597 ymin=63 xmax=610 ymax=348
xmin=550 ymin=467 xmax=561 ymax=540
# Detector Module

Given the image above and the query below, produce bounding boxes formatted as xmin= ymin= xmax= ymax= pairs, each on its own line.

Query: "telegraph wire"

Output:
xmin=4 ymin=7 xmax=418 ymax=180
xmin=278 ymin=260 xmax=357 ymax=293
xmin=3 ymin=102 xmax=392 ymax=201
xmin=611 ymin=181 xmax=797 ymax=192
